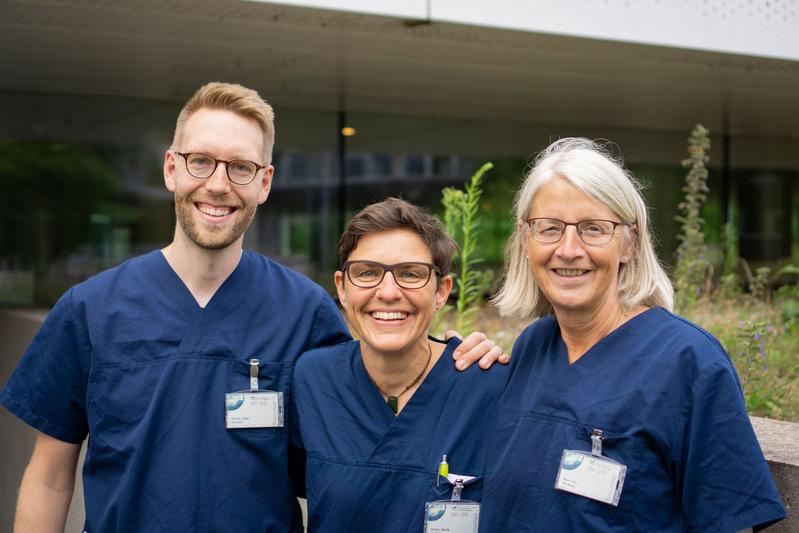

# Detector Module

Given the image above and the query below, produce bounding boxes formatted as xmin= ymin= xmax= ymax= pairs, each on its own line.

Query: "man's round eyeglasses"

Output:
xmin=175 ymin=152 xmax=266 ymax=185
xmin=342 ymin=260 xmax=440 ymax=289
xmin=526 ymin=218 xmax=629 ymax=246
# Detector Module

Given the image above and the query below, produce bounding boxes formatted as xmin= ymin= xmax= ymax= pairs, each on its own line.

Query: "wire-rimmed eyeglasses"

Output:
xmin=175 ymin=152 xmax=267 ymax=185
xmin=526 ymin=218 xmax=630 ymax=246
xmin=342 ymin=260 xmax=440 ymax=289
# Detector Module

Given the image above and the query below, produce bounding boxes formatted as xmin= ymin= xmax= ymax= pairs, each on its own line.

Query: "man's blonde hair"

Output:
xmin=172 ymin=82 xmax=275 ymax=164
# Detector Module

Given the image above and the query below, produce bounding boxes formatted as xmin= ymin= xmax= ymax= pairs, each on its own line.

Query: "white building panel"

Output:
xmin=252 ymin=0 xmax=799 ymax=61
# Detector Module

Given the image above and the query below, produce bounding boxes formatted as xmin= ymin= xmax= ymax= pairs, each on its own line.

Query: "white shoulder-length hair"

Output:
xmin=492 ymin=138 xmax=674 ymax=318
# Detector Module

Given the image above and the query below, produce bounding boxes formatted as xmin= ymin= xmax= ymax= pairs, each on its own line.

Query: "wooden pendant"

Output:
xmin=387 ymin=396 xmax=399 ymax=414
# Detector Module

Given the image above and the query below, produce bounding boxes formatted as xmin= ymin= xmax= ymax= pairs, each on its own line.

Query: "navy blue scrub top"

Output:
xmin=1 ymin=250 xmax=351 ymax=532
xmin=480 ymin=307 xmax=785 ymax=532
xmin=292 ymin=338 xmax=510 ymax=533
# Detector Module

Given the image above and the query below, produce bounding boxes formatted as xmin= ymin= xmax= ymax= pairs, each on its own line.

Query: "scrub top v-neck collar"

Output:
xmin=555 ymin=307 xmax=660 ymax=373
xmin=149 ymin=250 xmax=249 ymax=355
xmin=353 ymin=338 xmax=455 ymax=424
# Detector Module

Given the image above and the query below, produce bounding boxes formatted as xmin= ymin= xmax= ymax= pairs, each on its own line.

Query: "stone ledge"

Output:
xmin=750 ymin=416 xmax=798 ymax=531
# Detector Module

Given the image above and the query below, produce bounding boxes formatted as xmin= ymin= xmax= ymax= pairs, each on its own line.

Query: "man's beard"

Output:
xmin=174 ymin=190 xmax=257 ymax=250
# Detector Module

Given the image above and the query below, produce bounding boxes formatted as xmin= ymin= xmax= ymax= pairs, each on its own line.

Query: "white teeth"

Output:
xmin=371 ymin=311 xmax=408 ymax=320
xmin=198 ymin=204 xmax=233 ymax=217
xmin=555 ymin=269 xmax=587 ymax=277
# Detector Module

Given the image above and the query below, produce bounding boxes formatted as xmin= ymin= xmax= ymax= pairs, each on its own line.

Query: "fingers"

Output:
xmin=451 ymin=331 xmax=509 ymax=370
xmin=443 ymin=329 xmax=463 ymax=341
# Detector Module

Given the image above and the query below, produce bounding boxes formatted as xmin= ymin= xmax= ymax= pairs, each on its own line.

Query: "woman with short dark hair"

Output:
xmin=292 ymin=197 xmax=508 ymax=533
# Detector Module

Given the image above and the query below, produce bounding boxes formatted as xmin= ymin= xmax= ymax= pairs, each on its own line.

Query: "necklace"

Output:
xmin=367 ymin=342 xmax=432 ymax=415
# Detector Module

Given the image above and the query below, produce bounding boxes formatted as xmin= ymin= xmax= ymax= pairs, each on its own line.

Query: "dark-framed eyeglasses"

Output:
xmin=526 ymin=218 xmax=629 ymax=246
xmin=342 ymin=260 xmax=440 ymax=289
xmin=175 ymin=152 xmax=266 ymax=185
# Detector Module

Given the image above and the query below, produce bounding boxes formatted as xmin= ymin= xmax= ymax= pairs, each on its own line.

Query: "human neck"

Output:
xmin=556 ymin=299 xmax=646 ymax=364
xmin=161 ymin=229 xmax=243 ymax=308
xmin=361 ymin=338 xmax=442 ymax=413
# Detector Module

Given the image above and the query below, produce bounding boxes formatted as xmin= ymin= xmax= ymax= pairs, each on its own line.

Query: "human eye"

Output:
xmin=351 ymin=263 xmax=381 ymax=280
xmin=188 ymin=154 xmax=211 ymax=166
xmin=581 ymin=221 xmax=611 ymax=235
xmin=230 ymin=160 xmax=255 ymax=175
xmin=536 ymin=219 xmax=563 ymax=234
xmin=397 ymin=265 xmax=425 ymax=281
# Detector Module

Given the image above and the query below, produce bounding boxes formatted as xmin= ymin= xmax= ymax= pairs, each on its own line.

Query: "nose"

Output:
xmin=554 ymin=225 xmax=586 ymax=260
xmin=375 ymin=272 xmax=403 ymax=301
xmin=204 ymin=161 xmax=232 ymax=194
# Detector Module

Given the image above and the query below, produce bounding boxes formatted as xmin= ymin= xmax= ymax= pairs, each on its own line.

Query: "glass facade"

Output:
xmin=1 ymin=92 xmax=797 ymax=306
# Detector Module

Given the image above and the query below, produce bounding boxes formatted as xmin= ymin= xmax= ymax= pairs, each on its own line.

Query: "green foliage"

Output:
xmin=440 ymin=162 xmax=495 ymax=334
xmin=673 ymin=125 xmax=712 ymax=312
xmin=0 ymin=141 xmax=118 ymax=269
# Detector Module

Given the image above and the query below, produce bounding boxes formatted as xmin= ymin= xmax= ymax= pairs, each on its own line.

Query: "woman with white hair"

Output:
xmin=479 ymin=138 xmax=785 ymax=532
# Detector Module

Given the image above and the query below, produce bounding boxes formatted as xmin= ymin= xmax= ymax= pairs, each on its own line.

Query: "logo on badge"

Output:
xmin=562 ymin=451 xmax=584 ymax=470
xmin=427 ymin=503 xmax=446 ymax=521
xmin=226 ymin=393 xmax=245 ymax=411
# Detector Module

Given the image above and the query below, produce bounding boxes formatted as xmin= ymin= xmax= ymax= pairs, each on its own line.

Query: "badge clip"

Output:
xmin=451 ymin=478 xmax=464 ymax=502
xmin=249 ymin=358 xmax=259 ymax=391
xmin=591 ymin=428 xmax=603 ymax=457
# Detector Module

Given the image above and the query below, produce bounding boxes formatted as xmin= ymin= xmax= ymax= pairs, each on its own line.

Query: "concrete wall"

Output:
xmin=1 ymin=310 xmax=795 ymax=530
xmin=0 ymin=309 xmax=85 ymax=532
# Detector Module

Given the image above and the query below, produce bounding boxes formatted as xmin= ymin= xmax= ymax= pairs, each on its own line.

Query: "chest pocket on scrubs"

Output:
xmin=429 ymin=475 xmax=483 ymax=504
xmin=517 ymin=413 xmax=642 ymax=531
xmin=227 ymin=360 xmax=292 ymax=438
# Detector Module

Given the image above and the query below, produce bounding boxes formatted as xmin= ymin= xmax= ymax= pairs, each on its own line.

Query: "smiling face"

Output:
xmin=163 ymin=108 xmax=273 ymax=250
xmin=526 ymin=177 xmax=632 ymax=318
xmin=335 ymin=228 xmax=452 ymax=358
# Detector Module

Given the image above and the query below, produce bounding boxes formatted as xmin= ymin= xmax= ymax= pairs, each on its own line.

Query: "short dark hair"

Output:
xmin=338 ymin=198 xmax=457 ymax=277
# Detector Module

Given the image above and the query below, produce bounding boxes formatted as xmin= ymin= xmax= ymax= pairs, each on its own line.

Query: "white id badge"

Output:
xmin=226 ymin=358 xmax=284 ymax=429
xmin=225 ymin=390 xmax=284 ymax=428
xmin=424 ymin=501 xmax=480 ymax=533
xmin=554 ymin=449 xmax=626 ymax=506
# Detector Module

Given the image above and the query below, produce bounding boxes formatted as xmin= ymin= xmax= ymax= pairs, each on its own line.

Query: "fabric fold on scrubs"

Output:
xmin=292 ymin=337 xmax=509 ymax=533
xmin=480 ymin=307 xmax=786 ymax=533
xmin=1 ymin=250 xmax=351 ymax=532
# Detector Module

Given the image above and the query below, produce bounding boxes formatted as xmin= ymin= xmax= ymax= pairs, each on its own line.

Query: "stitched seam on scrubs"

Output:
xmin=699 ymin=503 xmax=786 ymax=533
xmin=0 ymin=391 xmax=86 ymax=443
xmin=496 ymin=405 xmax=632 ymax=437
xmin=65 ymin=288 xmax=93 ymax=416
xmin=307 ymin=452 xmax=434 ymax=476
xmin=89 ymin=355 xmax=295 ymax=369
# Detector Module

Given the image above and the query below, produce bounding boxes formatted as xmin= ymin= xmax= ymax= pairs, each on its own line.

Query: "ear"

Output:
xmin=435 ymin=275 xmax=453 ymax=309
xmin=334 ymin=270 xmax=348 ymax=307
xmin=620 ymin=225 xmax=637 ymax=264
xmin=164 ymin=150 xmax=178 ymax=192
xmin=257 ymin=165 xmax=274 ymax=205
xmin=518 ymin=221 xmax=531 ymax=256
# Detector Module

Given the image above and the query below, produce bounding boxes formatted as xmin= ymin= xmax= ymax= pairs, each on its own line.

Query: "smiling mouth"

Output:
xmin=371 ymin=311 xmax=409 ymax=321
xmin=196 ymin=202 xmax=235 ymax=218
xmin=553 ymin=268 xmax=589 ymax=277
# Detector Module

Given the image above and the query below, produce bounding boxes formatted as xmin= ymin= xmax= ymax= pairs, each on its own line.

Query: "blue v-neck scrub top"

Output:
xmin=480 ymin=307 xmax=785 ymax=532
xmin=1 ymin=250 xmax=351 ymax=532
xmin=292 ymin=338 xmax=510 ymax=533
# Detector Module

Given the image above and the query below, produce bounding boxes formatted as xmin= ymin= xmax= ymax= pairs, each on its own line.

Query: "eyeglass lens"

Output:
xmin=529 ymin=218 xmax=617 ymax=245
xmin=346 ymin=261 xmax=433 ymax=289
xmin=184 ymin=153 xmax=258 ymax=184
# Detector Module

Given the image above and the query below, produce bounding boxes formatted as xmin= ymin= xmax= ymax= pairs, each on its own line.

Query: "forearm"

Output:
xmin=14 ymin=433 xmax=80 ymax=533
xmin=14 ymin=467 xmax=75 ymax=532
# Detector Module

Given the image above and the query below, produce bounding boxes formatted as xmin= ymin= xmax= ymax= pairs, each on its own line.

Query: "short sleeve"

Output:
xmin=303 ymin=291 xmax=351 ymax=352
xmin=675 ymin=359 xmax=785 ymax=532
xmin=0 ymin=288 xmax=91 ymax=443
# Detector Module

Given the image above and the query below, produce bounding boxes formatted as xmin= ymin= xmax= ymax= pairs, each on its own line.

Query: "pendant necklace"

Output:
xmin=368 ymin=342 xmax=432 ymax=415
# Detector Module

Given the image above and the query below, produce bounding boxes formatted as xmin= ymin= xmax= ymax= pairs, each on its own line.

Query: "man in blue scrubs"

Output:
xmin=1 ymin=82 xmax=504 ymax=532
